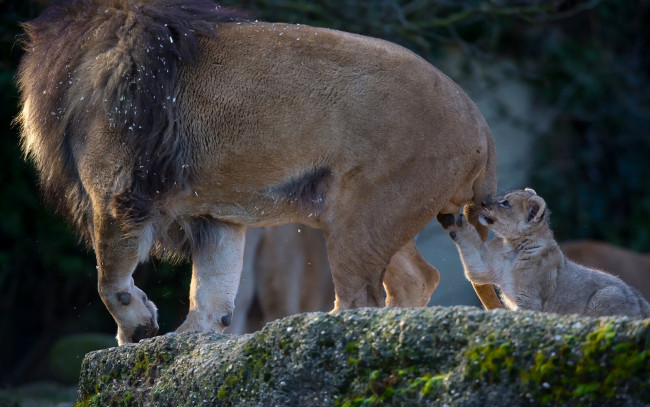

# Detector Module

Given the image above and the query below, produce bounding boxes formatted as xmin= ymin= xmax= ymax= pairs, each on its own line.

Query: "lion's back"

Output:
xmin=180 ymin=21 xmax=492 ymax=188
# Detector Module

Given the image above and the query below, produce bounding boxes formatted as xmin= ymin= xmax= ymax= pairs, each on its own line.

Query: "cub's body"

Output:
xmin=439 ymin=189 xmax=650 ymax=318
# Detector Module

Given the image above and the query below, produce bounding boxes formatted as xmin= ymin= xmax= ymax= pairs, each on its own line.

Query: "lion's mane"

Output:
xmin=16 ymin=0 xmax=247 ymax=242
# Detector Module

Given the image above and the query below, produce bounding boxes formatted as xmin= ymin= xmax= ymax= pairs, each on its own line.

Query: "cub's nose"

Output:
xmin=481 ymin=201 xmax=487 ymax=208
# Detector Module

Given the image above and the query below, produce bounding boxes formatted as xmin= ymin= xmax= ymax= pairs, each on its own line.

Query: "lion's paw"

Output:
xmin=176 ymin=309 xmax=233 ymax=334
xmin=116 ymin=301 xmax=159 ymax=345
xmin=114 ymin=287 xmax=159 ymax=345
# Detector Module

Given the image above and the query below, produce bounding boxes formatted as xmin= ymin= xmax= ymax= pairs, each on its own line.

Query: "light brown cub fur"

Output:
xmin=439 ymin=189 xmax=650 ymax=318
xmin=561 ymin=240 xmax=650 ymax=301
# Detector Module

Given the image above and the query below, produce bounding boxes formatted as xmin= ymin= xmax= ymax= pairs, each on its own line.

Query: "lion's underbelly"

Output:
xmin=206 ymin=201 xmax=302 ymax=227
xmin=165 ymin=184 xmax=308 ymax=228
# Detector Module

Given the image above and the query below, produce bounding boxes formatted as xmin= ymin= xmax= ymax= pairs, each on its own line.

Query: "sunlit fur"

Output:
xmin=17 ymin=0 xmax=502 ymax=344
xmin=561 ymin=240 xmax=650 ymax=301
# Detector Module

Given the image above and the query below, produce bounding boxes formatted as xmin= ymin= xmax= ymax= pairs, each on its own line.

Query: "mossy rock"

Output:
xmin=49 ymin=333 xmax=117 ymax=384
xmin=76 ymin=307 xmax=650 ymax=406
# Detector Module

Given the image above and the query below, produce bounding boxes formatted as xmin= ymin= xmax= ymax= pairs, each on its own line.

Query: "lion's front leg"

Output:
xmin=177 ymin=221 xmax=246 ymax=334
xmin=93 ymin=213 xmax=159 ymax=345
xmin=437 ymin=212 xmax=497 ymax=286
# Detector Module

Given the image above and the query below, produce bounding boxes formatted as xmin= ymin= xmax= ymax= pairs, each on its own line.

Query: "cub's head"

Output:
xmin=479 ymin=188 xmax=548 ymax=239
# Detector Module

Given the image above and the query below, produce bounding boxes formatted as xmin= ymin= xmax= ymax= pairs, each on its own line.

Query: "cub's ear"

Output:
xmin=526 ymin=195 xmax=546 ymax=223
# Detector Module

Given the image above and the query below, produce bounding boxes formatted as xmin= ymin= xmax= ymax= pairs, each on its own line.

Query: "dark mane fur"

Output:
xmin=16 ymin=0 xmax=248 ymax=244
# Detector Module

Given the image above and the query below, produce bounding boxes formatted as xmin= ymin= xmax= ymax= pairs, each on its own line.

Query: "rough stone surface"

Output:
xmin=76 ymin=306 xmax=650 ymax=406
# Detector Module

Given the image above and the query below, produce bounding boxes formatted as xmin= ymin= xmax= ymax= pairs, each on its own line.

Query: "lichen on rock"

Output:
xmin=76 ymin=306 xmax=650 ymax=406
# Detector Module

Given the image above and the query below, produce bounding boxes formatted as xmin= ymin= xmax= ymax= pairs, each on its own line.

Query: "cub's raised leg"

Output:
xmin=177 ymin=221 xmax=247 ymax=334
xmin=93 ymin=213 xmax=158 ymax=345
xmin=437 ymin=213 xmax=499 ymax=286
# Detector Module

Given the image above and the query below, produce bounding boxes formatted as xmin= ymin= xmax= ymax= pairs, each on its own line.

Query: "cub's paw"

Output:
xmin=436 ymin=213 xmax=456 ymax=229
xmin=436 ymin=212 xmax=466 ymax=240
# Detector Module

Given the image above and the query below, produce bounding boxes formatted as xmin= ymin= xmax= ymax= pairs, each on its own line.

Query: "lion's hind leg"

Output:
xmin=93 ymin=214 xmax=159 ymax=345
xmin=384 ymin=239 xmax=440 ymax=307
xmin=465 ymin=133 xmax=503 ymax=310
xmin=325 ymin=231 xmax=387 ymax=312
xmin=324 ymin=208 xmax=434 ymax=311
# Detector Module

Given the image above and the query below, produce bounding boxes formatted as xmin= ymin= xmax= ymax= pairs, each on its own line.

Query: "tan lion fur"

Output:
xmin=561 ymin=240 xmax=650 ymax=301
xmin=231 ymin=224 xmax=445 ymax=334
xmin=439 ymin=189 xmax=650 ymax=318
xmin=226 ymin=224 xmax=446 ymax=333
xmin=17 ymin=0 xmax=501 ymax=344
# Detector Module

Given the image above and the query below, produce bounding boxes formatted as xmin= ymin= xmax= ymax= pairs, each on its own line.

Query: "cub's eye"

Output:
xmin=498 ymin=200 xmax=510 ymax=208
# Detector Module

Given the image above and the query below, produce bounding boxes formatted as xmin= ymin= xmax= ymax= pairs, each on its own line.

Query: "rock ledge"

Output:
xmin=76 ymin=306 xmax=650 ymax=406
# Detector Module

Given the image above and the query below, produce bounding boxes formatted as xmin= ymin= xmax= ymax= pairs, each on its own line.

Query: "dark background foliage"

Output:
xmin=0 ymin=0 xmax=648 ymax=388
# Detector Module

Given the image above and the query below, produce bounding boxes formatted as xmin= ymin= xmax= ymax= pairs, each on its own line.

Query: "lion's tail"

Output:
xmin=16 ymin=0 xmax=246 ymax=237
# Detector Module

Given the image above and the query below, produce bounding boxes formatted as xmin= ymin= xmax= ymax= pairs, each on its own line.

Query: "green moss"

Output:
xmin=74 ymin=395 xmax=96 ymax=407
xmin=335 ymin=365 xmax=451 ymax=406
xmin=76 ymin=309 xmax=650 ymax=406
xmin=345 ymin=341 xmax=359 ymax=354
xmin=154 ymin=351 xmax=172 ymax=364
xmin=458 ymin=320 xmax=650 ymax=405
xmin=420 ymin=373 xmax=449 ymax=396
xmin=465 ymin=337 xmax=516 ymax=382
xmin=348 ymin=357 xmax=359 ymax=368
xmin=217 ymin=363 xmax=245 ymax=402
xmin=128 ymin=348 xmax=178 ymax=389
xmin=132 ymin=351 xmax=151 ymax=378
xmin=213 ymin=338 xmax=278 ymax=404
xmin=122 ymin=390 xmax=134 ymax=405
xmin=518 ymin=322 xmax=650 ymax=405
xmin=278 ymin=337 xmax=292 ymax=355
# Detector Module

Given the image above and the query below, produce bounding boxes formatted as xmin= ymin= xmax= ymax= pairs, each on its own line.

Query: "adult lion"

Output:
xmin=17 ymin=0 xmax=501 ymax=344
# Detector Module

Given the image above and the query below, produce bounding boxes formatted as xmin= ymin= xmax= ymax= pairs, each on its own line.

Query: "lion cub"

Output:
xmin=438 ymin=188 xmax=650 ymax=318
